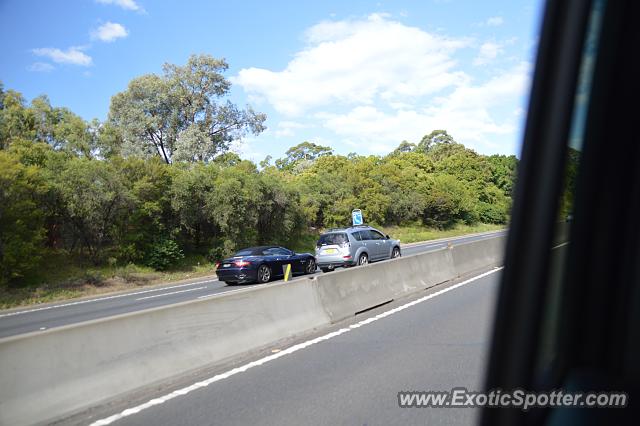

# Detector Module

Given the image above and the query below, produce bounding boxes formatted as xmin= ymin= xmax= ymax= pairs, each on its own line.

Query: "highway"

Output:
xmin=0 ymin=229 xmax=506 ymax=338
xmin=87 ymin=267 xmax=500 ymax=426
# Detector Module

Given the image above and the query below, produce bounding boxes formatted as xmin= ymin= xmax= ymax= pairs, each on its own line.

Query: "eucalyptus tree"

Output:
xmin=109 ymin=54 xmax=266 ymax=164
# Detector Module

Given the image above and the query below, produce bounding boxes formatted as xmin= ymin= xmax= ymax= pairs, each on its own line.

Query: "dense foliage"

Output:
xmin=0 ymin=58 xmax=518 ymax=286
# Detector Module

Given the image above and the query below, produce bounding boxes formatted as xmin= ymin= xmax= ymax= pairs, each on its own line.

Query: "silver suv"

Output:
xmin=315 ymin=226 xmax=401 ymax=272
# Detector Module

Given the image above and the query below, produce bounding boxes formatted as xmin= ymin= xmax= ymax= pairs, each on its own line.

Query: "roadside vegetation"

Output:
xmin=0 ymin=54 xmax=518 ymax=306
xmin=0 ymin=223 xmax=505 ymax=309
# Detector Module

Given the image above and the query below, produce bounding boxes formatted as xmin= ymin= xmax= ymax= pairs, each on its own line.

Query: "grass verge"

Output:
xmin=0 ymin=252 xmax=216 ymax=310
xmin=380 ymin=222 xmax=505 ymax=244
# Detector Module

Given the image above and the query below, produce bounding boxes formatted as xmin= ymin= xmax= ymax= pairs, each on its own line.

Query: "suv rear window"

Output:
xmin=317 ymin=233 xmax=348 ymax=247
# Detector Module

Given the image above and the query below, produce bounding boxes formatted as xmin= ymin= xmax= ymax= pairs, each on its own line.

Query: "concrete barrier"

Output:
xmin=314 ymin=246 xmax=457 ymax=322
xmin=451 ymin=236 xmax=507 ymax=276
xmin=0 ymin=234 xmax=506 ymax=425
xmin=0 ymin=280 xmax=330 ymax=426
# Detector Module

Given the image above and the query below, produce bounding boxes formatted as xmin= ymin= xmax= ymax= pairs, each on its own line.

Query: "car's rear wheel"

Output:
xmin=257 ymin=264 xmax=271 ymax=283
xmin=305 ymin=259 xmax=316 ymax=274
xmin=358 ymin=253 xmax=369 ymax=266
xmin=391 ymin=247 xmax=401 ymax=259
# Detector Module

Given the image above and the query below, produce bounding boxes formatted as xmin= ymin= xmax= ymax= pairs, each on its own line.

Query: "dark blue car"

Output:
xmin=215 ymin=246 xmax=316 ymax=285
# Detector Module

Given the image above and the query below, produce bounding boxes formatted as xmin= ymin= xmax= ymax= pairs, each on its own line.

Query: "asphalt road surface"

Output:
xmin=88 ymin=268 xmax=500 ymax=426
xmin=0 ymin=230 xmax=506 ymax=338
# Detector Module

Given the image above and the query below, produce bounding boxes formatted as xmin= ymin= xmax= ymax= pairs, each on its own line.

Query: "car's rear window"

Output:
xmin=317 ymin=233 xmax=348 ymax=247
xmin=235 ymin=248 xmax=263 ymax=256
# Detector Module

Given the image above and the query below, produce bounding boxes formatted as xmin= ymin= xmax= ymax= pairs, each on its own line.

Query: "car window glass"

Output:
xmin=359 ymin=230 xmax=373 ymax=240
xmin=534 ymin=0 xmax=604 ymax=382
xmin=235 ymin=249 xmax=258 ymax=256
xmin=352 ymin=231 xmax=363 ymax=241
xmin=317 ymin=233 xmax=348 ymax=246
xmin=370 ymin=230 xmax=385 ymax=240
xmin=262 ymin=248 xmax=287 ymax=256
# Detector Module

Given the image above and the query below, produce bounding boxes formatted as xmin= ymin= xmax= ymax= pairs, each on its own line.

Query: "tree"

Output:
xmin=259 ymin=155 xmax=273 ymax=169
xmin=417 ymin=130 xmax=456 ymax=153
xmin=275 ymin=141 xmax=333 ymax=171
xmin=170 ymin=163 xmax=220 ymax=250
xmin=393 ymin=140 xmax=416 ymax=154
xmin=477 ymin=185 xmax=511 ymax=224
xmin=294 ymin=155 xmax=351 ymax=227
xmin=420 ymin=174 xmax=478 ymax=228
xmin=109 ymin=54 xmax=266 ymax=164
xmin=30 ymin=95 xmax=98 ymax=158
xmin=256 ymin=169 xmax=306 ymax=246
xmin=0 ymin=151 xmax=48 ymax=284
xmin=112 ymin=157 xmax=174 ymax=263
xmin=435 ymin=148 xmax=490 ymax=188
xmin=487 ymin=154 xmax=519 ymax=197
xmin=55 ymin=158 xmax=133 ymax=262
xmin=0 ymin=90 xmax=35 ymax=150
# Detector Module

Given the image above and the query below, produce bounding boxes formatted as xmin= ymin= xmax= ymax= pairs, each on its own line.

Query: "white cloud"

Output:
xmin=473 ymin=41 xmax=503 ymax=66
xmin=96 ymin=0 xmax=141 ymax=11
xmin=237 ymin=14 xmax=530 ymax=155
xmin=32 ymin=46 xmax=92 ymax=66
xmin=235 ymin=13 xmax=470 ymax=116
xmin=275 ymin=120 xmax=305 ymax=137
xmin=318 ymin=63 xmax=530 ymax=154
xmin=91 ymin=22 xmax=129 ymax=42
xmin=486 ymin=16 xmax=504 ymax=26
xmin=28 ymin=62 xmax=54 ymax=72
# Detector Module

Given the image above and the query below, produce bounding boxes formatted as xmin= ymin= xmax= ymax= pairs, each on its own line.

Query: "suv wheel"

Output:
xmin=391 ymin=247 xmax=401 ymax=258
xmin=358 ymin=253 xmax=369 ymax=266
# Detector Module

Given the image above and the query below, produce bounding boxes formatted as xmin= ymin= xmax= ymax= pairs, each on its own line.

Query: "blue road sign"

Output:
xmin=352 ymin=209 xmax=363 ymax=226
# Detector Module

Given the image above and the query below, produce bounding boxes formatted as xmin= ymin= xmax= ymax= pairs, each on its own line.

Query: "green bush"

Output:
xmin=145 ymin=239 xmax=184 ymax=271
xmin=207 ymin=246 xmax=226 ymax=262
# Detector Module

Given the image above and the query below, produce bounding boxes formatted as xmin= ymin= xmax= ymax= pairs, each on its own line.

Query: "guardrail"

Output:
xmin=0 ymin=235 xmax=506 ymax=425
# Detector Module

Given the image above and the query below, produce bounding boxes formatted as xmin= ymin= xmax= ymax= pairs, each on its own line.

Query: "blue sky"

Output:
xmin=0 ymin=0 xmax=545 ymax=161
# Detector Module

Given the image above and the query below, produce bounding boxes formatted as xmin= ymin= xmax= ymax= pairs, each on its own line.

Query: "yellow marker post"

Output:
xmin=284 ymin=264 xmax=292 ymax=281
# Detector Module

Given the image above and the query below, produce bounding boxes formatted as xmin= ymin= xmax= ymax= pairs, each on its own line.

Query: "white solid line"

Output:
xmin=90 ymin=267 xmax=502 ymax=426
xmin=0 ymin=279 xmax=219 ymax=319
xmin=552 ymin=242 xmax=569 ymax=249
xmin=135 ymin=287 xmax=207 ymax=301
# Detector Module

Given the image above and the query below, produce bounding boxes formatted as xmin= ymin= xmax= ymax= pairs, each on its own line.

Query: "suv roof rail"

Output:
xmin=324 ymin=224 xmax=371 ymax=233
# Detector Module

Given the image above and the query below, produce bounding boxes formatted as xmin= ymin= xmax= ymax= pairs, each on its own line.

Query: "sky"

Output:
xmin=0 ymin=0 xmax=545 ymax=162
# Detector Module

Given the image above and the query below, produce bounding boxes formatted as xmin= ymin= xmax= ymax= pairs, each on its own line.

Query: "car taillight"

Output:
xmin=234 ymin=260 xmax=251 ymax=267
xmin=215 ymin=261 xmax=220 ymax=268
